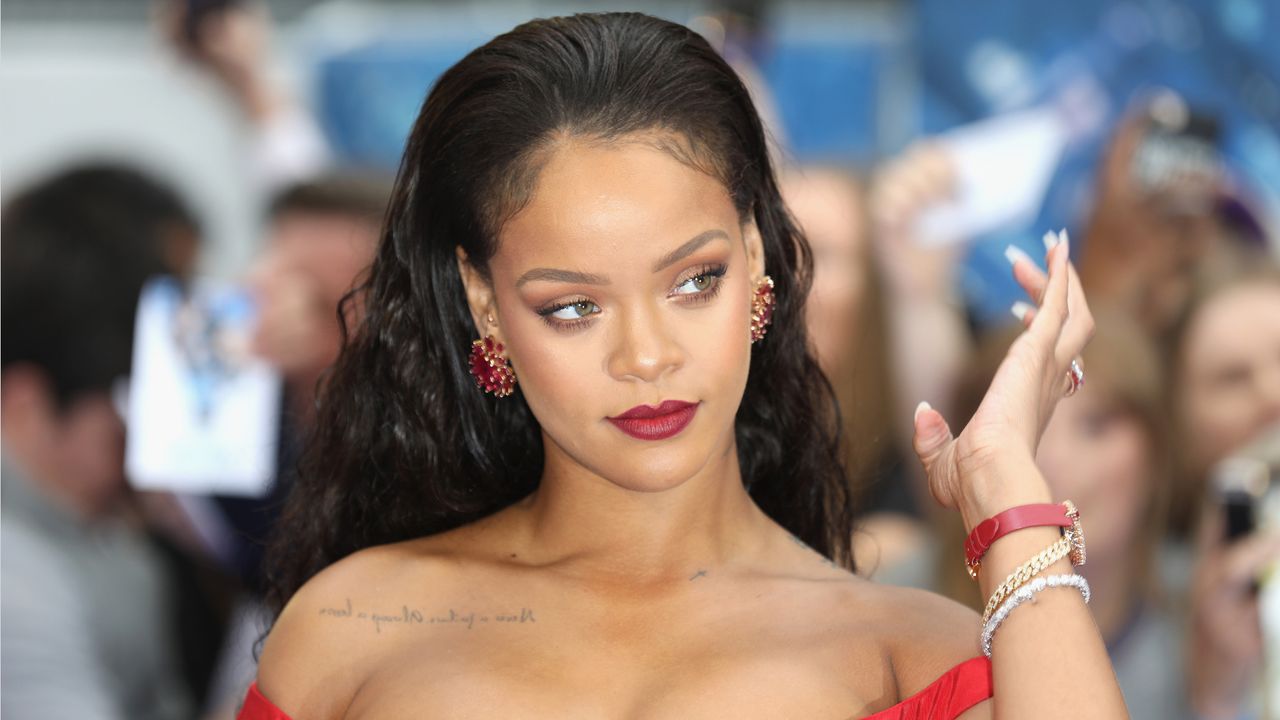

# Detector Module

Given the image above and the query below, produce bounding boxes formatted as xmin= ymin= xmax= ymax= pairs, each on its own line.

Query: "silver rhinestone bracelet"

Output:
xmin=981 ymin=573 xmax=1091 ymax=657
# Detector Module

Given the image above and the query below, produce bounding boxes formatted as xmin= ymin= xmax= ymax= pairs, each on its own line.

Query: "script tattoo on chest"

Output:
xmin=317 ymin=597 xmax=537 ymax=634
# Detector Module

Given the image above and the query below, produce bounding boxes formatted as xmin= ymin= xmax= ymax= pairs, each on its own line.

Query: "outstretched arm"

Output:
xmin=911 ymin=231 xmax=1129 ymax=718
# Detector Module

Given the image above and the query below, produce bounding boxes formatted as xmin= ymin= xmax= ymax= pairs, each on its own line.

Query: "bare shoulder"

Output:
xmin=255 ymin=538 xmax=463 ymax=719
xmin=856 ymin=583 xmax=984 ymax=700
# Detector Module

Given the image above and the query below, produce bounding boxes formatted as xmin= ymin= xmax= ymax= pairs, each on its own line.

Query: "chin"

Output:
xmin=543 ymin=421 xmax=723 ymax=493
xmin=601 ymin=458 xmax=704 ymax=493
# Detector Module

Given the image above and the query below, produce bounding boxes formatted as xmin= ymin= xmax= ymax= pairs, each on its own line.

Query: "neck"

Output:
xmin=1 ymin=437 xmax=108 ymax=521
xmin=513 ymin=434 xmax=772 ymax=589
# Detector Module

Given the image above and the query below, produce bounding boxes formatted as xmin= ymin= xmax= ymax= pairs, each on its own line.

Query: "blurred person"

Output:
xmin=248 ymin=174 xmax=391 ymax=424
xmin=868 ymin=140 xmax=975 ymax=486
xmin=238 ymin=14 xmax=1127 ymax=719
xmin=1166 ymin=260 xmax=1280 ymax=719
xmin=1 ymin=165 xmax=196 ymax=719
xmin=819 ymin=140 xmax=984 ymax=584
xmin=940 ymin=312 xmax=1188 ymax=718
xmin=211 ymin=173 xmax=390 ymax=597
xmin=779 ymin=166 xmax=921 ymax=573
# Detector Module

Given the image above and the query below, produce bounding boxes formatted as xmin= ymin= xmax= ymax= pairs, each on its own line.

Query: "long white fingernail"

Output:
xmin=1004 ymin=245 xmax=1034 ymax=268
xmin=1042 ymin=230 xmax=1061 ymax=252
xmin=914 ymin=401 xmax=932 ymax=422
xmin=1011 ymin=301 xmax=1034 ymax=322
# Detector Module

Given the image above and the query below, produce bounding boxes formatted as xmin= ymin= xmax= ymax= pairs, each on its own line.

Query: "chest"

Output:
xmin=335 ymin=593 xmax=896 ymax=720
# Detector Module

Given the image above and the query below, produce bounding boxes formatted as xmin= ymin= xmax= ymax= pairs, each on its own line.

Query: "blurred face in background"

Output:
xmin=0 ymin=370 xmax=127 ymax=518
xmin=780 ymin=169 xmax=866 ymax=375
xmin=249 ymin=211 xmax=380 ymax=379
xmin=1178 ymin=279 xmax=1280 ymax=475
xmin=1036 ymin=381 xmax=1154 ymax=562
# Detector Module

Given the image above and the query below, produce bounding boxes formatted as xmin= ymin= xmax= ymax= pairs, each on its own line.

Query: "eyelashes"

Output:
xmin=671 ymin=263 xmax=728 ymax=303
xmin=535 ymin=263 xmax=729 ymax=332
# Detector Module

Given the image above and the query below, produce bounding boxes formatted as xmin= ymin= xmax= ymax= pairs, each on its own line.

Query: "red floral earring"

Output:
xmin=469 ymin=335 xmax=516 ymax=397
xmin=750 ymin=275 xmax=775 ymax=343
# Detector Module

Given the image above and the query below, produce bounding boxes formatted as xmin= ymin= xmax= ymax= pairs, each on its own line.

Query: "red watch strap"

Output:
xmin=965 ymin=503 xmax=1072 ymax=570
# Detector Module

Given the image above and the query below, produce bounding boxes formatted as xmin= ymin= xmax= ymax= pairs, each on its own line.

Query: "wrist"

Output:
xmin=956 ymin=452 xmax=1053 ymax=533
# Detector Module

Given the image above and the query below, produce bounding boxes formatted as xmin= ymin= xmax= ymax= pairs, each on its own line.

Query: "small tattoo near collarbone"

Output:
xmin=689 ymin=569 xmax=709 ymax=581
xmin=317 ymin=597 xmax=536 ymax=634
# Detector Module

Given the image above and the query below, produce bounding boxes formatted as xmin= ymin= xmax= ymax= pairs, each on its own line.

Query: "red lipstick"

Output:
xmin=607 ymin=400 xmax=699 ymax=441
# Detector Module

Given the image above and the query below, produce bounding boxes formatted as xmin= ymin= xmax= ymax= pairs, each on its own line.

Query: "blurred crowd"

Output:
xmin=2 ymin=2 xmax=1278 ymax=719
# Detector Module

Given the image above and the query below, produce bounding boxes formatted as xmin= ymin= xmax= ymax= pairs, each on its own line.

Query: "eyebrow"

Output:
xmin=651 ymin=229 xmax=730 ymax=272
xmin=515 ymin=268 xmax=610 ymax=288
xmin=513 ymin=228 xmax=730 ymax=288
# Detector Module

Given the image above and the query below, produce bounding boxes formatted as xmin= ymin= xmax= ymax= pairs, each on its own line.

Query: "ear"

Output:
xmin=455 ymin=246 xmax=501 ymax=341
xmin=742 ymin=210 xmax=766 ymax=283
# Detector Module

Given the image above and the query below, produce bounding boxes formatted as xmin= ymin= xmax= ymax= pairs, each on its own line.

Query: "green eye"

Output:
xmin=676 ymin=274 xmax=714 ymax=294
xmin=549 ymin=300 xmax=600 ymax=320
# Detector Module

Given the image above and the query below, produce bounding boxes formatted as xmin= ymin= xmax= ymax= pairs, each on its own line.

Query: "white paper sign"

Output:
xmin=125 ymin=277 xmax=281 ymax=496
xmin=915 ymin=107 xmax=1069 ymax=246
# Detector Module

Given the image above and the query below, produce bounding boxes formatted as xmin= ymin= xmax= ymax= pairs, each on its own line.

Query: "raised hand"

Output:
xmin=911 ymin=230 xmax=1096 ymax=526
xmin=869 ymin=140 xmax=964 ymax=300
xmin=156 ymin=1 xmax=276 ymax=121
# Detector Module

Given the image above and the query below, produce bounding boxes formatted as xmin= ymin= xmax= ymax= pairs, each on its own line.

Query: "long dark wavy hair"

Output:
xmin=262 ymin=11 xmax=855 ymax=619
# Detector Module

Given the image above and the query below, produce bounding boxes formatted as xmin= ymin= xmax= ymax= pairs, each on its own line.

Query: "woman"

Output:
xmin=1167 ymin=264 xmax=1280 ymax=718
xmin=243 ymin=13 xmax=1124 ymax=718
xmin=778 ymin=166 xmax=923 ymax=572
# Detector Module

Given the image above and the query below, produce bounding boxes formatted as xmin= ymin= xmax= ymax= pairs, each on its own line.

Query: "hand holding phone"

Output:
xmin=1190 ymin=427 xmax=1280 ymax=717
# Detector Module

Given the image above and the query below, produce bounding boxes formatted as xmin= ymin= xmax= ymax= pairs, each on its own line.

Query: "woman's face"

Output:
xmin=780 ymin=171 xmax=866 ymax=376
xmin=465 ymin=135 xmax=764 ymax=492
xmin=1179 ymin=281 xmax=1280 ymax=473
xmin=1035 ymin=385 xmax=1153 ymax=560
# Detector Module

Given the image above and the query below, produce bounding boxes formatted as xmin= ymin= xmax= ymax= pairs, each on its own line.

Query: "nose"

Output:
xmin=605 ymin=302 xmax=685 ymax=383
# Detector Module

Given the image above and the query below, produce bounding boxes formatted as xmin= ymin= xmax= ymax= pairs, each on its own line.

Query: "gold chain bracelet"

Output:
xmin=981 ymin=534 xmax=1072 ymax=624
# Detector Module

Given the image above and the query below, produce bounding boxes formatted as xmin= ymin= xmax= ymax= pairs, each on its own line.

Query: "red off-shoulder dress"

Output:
xmin=237 ymin=655 xmax=992 ymax=720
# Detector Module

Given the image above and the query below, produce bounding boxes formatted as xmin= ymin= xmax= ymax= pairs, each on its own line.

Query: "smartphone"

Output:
xmin=1213 ymin=456 xmax=1268 ymax=541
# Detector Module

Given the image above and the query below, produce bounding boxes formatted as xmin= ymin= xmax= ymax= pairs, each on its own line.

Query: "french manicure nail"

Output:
xmin=914 ymin=401 xmax=932 ymax=422
xmin=1042 ymin=230 xmax=1061 ymax=252
xmin=1004 ymin=245 xmax=1034 ymax=268
xmin=1011 ymin=301 xmax=1034 ymax=322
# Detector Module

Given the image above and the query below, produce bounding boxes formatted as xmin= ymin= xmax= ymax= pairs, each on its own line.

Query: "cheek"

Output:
xmin=1186 ymin=385 xmax=1251 ymax=464
xmin=1098 ymin=426 xmax=1153 ymax=502
xmin=1090 ymin=427 xmax=1154 ymax=543
xmin=499 ymin=316 xmax=602 ymax=450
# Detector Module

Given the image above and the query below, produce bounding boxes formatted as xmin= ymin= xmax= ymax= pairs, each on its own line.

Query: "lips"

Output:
xmin=607 ymin=400 xmax=699 ymax=441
